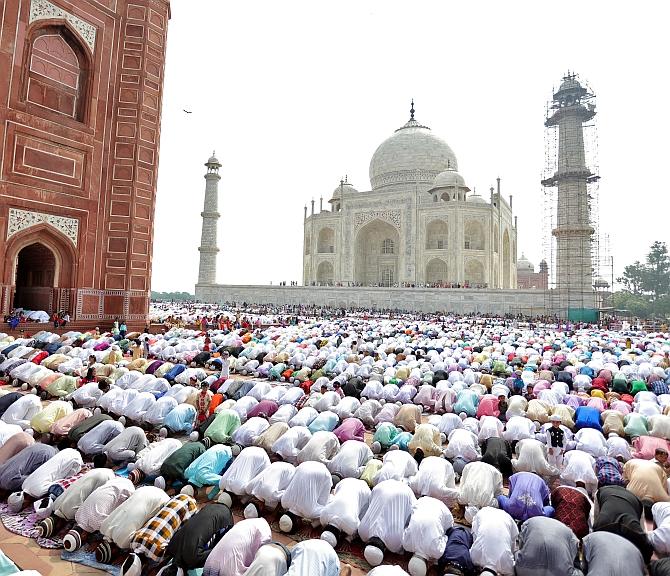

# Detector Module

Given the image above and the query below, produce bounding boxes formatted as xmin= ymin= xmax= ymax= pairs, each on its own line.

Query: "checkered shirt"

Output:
xmin=130 ymin=494 xmax=197 ymax=561
xmin=651 ymin=380 xmax=669 ymax=396
xmin=596 ymin=456 xmax=625 ymax=488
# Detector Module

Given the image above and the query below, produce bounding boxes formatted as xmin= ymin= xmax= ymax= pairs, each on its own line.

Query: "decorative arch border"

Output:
xmin=7 ymin=208 xmax=79 ymax=247
xmin=29 ymin=0 xmax=97 ymax=52
xmin=354 ymin=210 xmax=401 ymax=234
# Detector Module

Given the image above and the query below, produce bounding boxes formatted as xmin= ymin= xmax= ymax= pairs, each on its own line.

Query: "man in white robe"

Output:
xmin=279 ymin=461 xmax=332 ymax=532
xmin=374 ymin=450 xmax=419 ymax=485
xmin=244 ymin=461 xmax=296 ymax=518
xmin=272 ymin=426 xmax=312 ymax=463
xmin=295 ymin=431 xmax=339 ymax=465
xmin=96 ymin=486 xmax=169 ymax=562
xmin=402 ymin=496 xmax=453 ymax=576
xmin=327 ymin=439 xmax=373 ymax=481
xmin=284 ymin=539 xmax=340 ymax=576
xmin=359 ymin=479 xmax=417 ymax=566
xmin=560 ymin=450 xmax=598 ymax=495
xmin=34 ymin=468 xmax=115 ymax=536
xmin=457 ymin=462 xmax=503 ymax=523
xmin=503 ymin=416 xmax=536 ymax=445
xmin=469 ymin=507 xmax=518 ymax=576
xmin=408 ymin=456 xmax=459 ymax=505
xmin=21 ymin=448 xmax=83 ymax=500
xmin=575 ymin=427 xmax=608 ymax=458
xmin=319 ymin=477 xmax=371 ymax=546
xmin=218 ymin=446 xmax=270 ymax=507
xmin=1 ymin=394 xmax=41 ymax=430
xmin=512 ymin=438 xmax=559 ymax=479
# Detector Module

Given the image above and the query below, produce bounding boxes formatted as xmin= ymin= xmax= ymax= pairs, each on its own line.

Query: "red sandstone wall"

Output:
xmin=0 ymin=0 xmax=170 ymax=322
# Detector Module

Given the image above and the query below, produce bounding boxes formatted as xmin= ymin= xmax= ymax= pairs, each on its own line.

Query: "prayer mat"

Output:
xmin=61 ymin=548 xmax=121 ymax=576
xmin=0 ymin=502 xmax=64 ymax=549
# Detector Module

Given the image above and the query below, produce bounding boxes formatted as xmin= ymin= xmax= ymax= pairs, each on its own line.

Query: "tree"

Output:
xmin=617 ymin=261 xmax=646 ymax=295
xmin=643 ymin=241 xmax=670 ymax=302
xmin=612 ymin=291 xmax=651 ymax=318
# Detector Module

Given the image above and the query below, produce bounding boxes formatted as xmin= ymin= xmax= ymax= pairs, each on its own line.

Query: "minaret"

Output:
xmin=197 ymin=152 xmax=222 ymax=285
xmin=542 ymin=73 xmax=597 ymax=313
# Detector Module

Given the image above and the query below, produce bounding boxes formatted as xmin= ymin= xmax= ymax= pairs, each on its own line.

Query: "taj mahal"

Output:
xmin=302 ymin=102 xmax=517 ymax=289
xmin=196 ymin=76 xmax=599 ymax=319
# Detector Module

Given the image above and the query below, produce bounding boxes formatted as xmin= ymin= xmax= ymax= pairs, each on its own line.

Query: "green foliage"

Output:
xmin=614 ymin=241 xmax=670 ymax=319
xmin=151 ymin=291 xmax=194 ymax=302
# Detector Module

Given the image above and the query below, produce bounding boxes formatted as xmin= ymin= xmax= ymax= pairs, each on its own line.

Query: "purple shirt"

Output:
xmin=503 ymin=472 xmax=550 ymax=522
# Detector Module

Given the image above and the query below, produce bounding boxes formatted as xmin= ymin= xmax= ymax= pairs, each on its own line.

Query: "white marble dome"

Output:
xmin=369 ymin=118 xmax=458 ymax=191
xmin=331 ymin=182 xmax=358 ymax=199
xmin=467 ymin=192 xmax=487 ymax=204
xmin=430 ymin=168 xmax=466 ymax=190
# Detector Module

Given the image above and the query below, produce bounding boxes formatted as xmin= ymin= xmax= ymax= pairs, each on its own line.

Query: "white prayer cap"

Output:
xmin=180 ymin=484 xmax=195 ymax=497
xmin=364 ymin=545 xmax=385 ymax=566
xmin=154 ymin=476 xmax=166 ymax=490
xmin=243 ymin=503 xmax=259 ymax=519
xmin=217 ymin=491 xmax=233 ymax=508
xmin=279 ymin=513 xmax=294 ymax=533
xmin=408 ymin=556 xmax=428 ymax=576
xmin=8 ymin=492 xmax=24 ymax=513
xmin=120 ymin=553 xmax=142 ymax=576
xmin=321 ymin=530 xmax=338 ymax=548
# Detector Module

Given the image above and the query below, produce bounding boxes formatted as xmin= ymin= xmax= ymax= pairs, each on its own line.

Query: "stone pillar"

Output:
xmin=197 ymin=154 xmax=222 ymax=285
xmin=544 ymin=75 xmax=596 ymax=313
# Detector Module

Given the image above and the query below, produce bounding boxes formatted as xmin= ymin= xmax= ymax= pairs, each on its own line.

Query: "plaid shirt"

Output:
xmin=596 ymin=456 xmax=625 ymax=488
xmin=130 ymin=494 xmax=197 ymax=561
xmin=651 ymin=380 xmax=670 ymax=396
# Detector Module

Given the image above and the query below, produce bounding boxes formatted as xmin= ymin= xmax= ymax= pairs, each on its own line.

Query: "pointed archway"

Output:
xmin=13 ymin=243 xmax=57 ymax=311
xmin=2 ymin=224 xmax=77 ymax=315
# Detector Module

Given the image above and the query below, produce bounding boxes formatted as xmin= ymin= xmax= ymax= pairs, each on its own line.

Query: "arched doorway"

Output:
xmin=426 ymin=258 xmax=448 ymax=285
xmin=464 ymin=259 xmax=485 ymax=287
xmin=13 ymin=243 xmax=57 ymax=311
xmin=316 ymin=261 xmax=334 ymax=286
xmin=354 ymin=220 xmax=400 ymax=287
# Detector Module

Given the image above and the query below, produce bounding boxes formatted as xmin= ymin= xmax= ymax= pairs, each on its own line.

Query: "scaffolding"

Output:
xmin=541 ymin=73 xmax=603 ymax=321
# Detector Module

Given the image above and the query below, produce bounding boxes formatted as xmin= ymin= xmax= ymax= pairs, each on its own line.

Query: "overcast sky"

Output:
xmin=152 ymin=0 xmax=669 ymax=293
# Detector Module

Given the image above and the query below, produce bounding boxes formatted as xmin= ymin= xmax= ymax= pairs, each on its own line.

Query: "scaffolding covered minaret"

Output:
xmin=542 ymin=73 xmax=598 ymax=320
xmin=197 ymin=152 xmax=222 ymax=285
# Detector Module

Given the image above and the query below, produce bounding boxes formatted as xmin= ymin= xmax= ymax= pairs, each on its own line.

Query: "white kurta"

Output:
xmin=280 ymin=461 xmax=332 ymax=521
xmin=401 ymin=496 xmax=453 ymax=561
xmin=327 ymin=440 xmax=373 ymax=479
xmin=408 ymin=456 xmax=458 ymax=505
xmin=135 ymin=439 xmax=182 ymax=476
xmin=247 ymin=461 xmax=296 ymax=508
xmin=220 ymin=447 xmax=270 ymax=496
xmin=22 ymin=448 xmax=83 ymax=498
xmin=470 ymin=506 xmax=518 ymax=575
xmin=319 ymin=477 xmax=371 ymax=536
xmin=358 ymin=480 xmax=416 ymax=554
xmin=100 ymin=486 xmax=169 ymax=549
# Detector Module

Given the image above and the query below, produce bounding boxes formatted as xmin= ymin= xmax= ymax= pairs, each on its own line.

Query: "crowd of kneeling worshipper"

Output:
xmin=0 ymin=314 xmax=669 ymax=576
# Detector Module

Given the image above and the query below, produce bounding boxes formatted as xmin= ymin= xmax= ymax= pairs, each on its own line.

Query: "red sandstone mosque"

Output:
xmin=0 ymin=0 xmax=170 ymax=324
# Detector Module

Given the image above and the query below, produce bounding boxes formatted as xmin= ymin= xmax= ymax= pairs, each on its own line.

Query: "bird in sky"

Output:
xmin=183 ymin=109 xmax=192 ymax=114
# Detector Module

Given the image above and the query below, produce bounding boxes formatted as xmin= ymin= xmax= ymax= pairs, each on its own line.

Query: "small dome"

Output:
xmin=430 ymin=168 xmax=466 ymax=190
xmin=467 ymin=193 xmax=487 ymax=204
xmin=516 ymin=254 xmax=534 ymax=271
xmin=331 ymin=182 xmax=358 ymax=198
xmin=205 ymin=152 xmax=221 ymax=167
xmin=369 ymin=108 xmax=458 ymax=191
